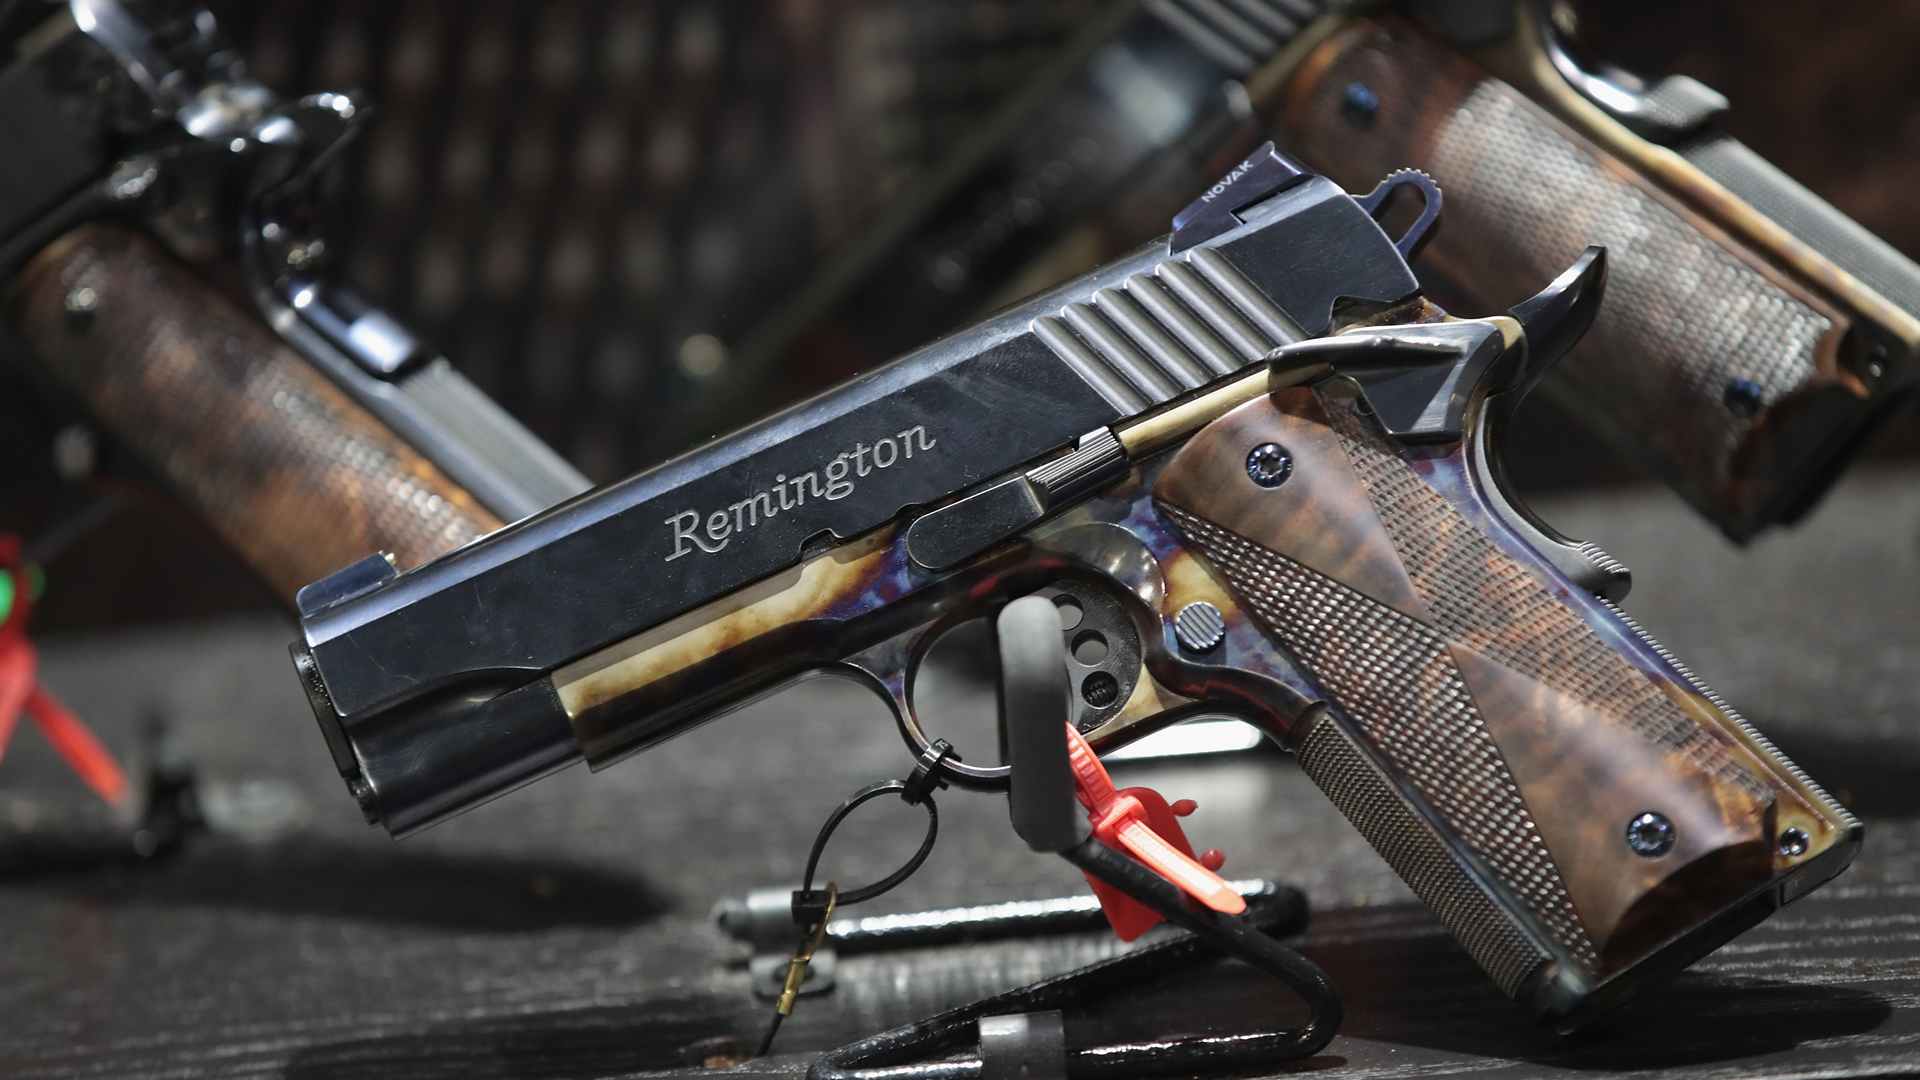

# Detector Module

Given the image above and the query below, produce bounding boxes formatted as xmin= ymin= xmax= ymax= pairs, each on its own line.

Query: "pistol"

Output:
xmin=1271 ymin=0 xmax=1920 ymax=540
xmin=290 ymin=146 xmax=1857 ymax=1030
xmin=0 ymin=0 xmax=588 ymax=602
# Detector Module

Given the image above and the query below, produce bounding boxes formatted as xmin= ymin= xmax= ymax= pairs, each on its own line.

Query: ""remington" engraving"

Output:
xmin=664 ymin=425 xmax=938 ymax=560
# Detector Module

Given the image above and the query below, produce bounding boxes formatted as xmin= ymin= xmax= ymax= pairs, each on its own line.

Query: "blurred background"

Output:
xmin=1 ymin=0 xmax=1918 ymax=631
xmin=0 ymin=2 xmax=1917 ymax=1076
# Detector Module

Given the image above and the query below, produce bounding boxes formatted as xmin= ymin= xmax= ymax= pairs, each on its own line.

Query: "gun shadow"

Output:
xmin=4 ymin=837 xmax=667 ymax=933
xmin=267 ymin=899 xmax=1887 ymax=1078
xmin=1298 ymin=903 xmax=1891 ymax=1069
xmin=274 ymin=959 xmax=1347 ymax=1080
xmin=281 ymin=997 xmax=763 ymax=1080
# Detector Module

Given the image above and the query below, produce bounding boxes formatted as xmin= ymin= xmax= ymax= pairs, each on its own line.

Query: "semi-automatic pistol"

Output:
xmin=290 ymin=145 xmax=1859 ymax=1031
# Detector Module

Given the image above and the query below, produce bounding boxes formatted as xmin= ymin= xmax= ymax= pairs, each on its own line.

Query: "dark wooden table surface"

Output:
xmin=2 ymin=465 xmax=1916 ymax=1080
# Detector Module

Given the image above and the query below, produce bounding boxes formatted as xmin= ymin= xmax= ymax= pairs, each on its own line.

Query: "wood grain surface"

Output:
xmin=1152 ymin=389 xmax=1823 ymax=982
xmin=0 ymin=467 xmax=1913 ymax=1078
xmin=4 ymin=225 xmax=502 ymax=605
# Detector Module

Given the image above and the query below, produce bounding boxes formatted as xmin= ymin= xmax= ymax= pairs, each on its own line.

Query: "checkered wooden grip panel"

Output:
xmin=5 ymin=225 xmax=502 ymax=604
xmin=1151 ymin=388 xmax=1841 ymax=1005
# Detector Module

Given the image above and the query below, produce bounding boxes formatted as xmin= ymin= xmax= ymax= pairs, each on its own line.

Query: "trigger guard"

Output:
xmin=869 ymin=581 xmax=1149 ymax=791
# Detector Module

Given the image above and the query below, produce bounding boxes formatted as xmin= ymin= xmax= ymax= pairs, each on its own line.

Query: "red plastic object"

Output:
xmin=0 ymin=536 xmax=128 ymax=807
xmin=1064 ymin=724 xmax=1244 ymax=940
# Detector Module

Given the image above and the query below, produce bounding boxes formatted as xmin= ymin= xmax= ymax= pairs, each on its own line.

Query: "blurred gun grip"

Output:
xmin=1279 ymin=16 xmax=1917 ymax=539
xmin=4 ymin=224 xmax=503 ymax=604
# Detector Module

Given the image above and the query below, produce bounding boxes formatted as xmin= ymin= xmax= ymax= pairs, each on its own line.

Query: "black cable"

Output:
xmin=759 ymin=881 xmax=838 ymax=1058
xmin=808 ymin=839 xmax=1340 ymax=1080
xmin=811 ymin=929 xmax=1221 ymax=1080
xmin=762 ymin=742 xmax=957 ymax=1057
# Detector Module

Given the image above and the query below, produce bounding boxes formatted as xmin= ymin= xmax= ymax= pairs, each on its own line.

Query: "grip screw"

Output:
xmin=63 ymin=286 xmax=99 ymax=324
xmin=1866 ymin=343 xmax=1891 ymax=379
xmin=1625 ymin=811 xmax=1675 ymax=858
xmin=1174 ymin=601 xmax=1226 ymax=653
xmin=1723 ymin=378 xmax=1764 ymax=419
xmin=1342 ymin=82 xmax=1378 ymax=128
xmin=1246 ymin=443 xmax=1293 ymax=488
xmin=1778 ymin=827 xmax=1810 ymax=857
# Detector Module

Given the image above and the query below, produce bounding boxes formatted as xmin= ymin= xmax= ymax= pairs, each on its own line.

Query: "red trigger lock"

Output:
xmin=1064 ymin=724 xmax=1244 ymax=940
xmin=0 ymin=536 xmax=127 ymax=808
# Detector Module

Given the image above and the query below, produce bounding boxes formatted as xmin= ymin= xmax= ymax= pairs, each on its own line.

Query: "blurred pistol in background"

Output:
xmin=692 ymin=0 xmax=1920 ymax=544
xmin=1272 ymin=0 xmax=1920 ymax=540
xmin=291 ymin=146 xmax=1858 ymax=1031
xmin=0 ymin=0 xmax=588 ymax=603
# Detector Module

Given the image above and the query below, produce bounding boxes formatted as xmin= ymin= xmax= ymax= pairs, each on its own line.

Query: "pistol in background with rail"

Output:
xmin=1270 ymin=0 xmax=1920 ymax=540
xmin=0 ymin=0 xmax=588 ymax=602
xmin=290 ymin=144 xmax=1858 ymax=1031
